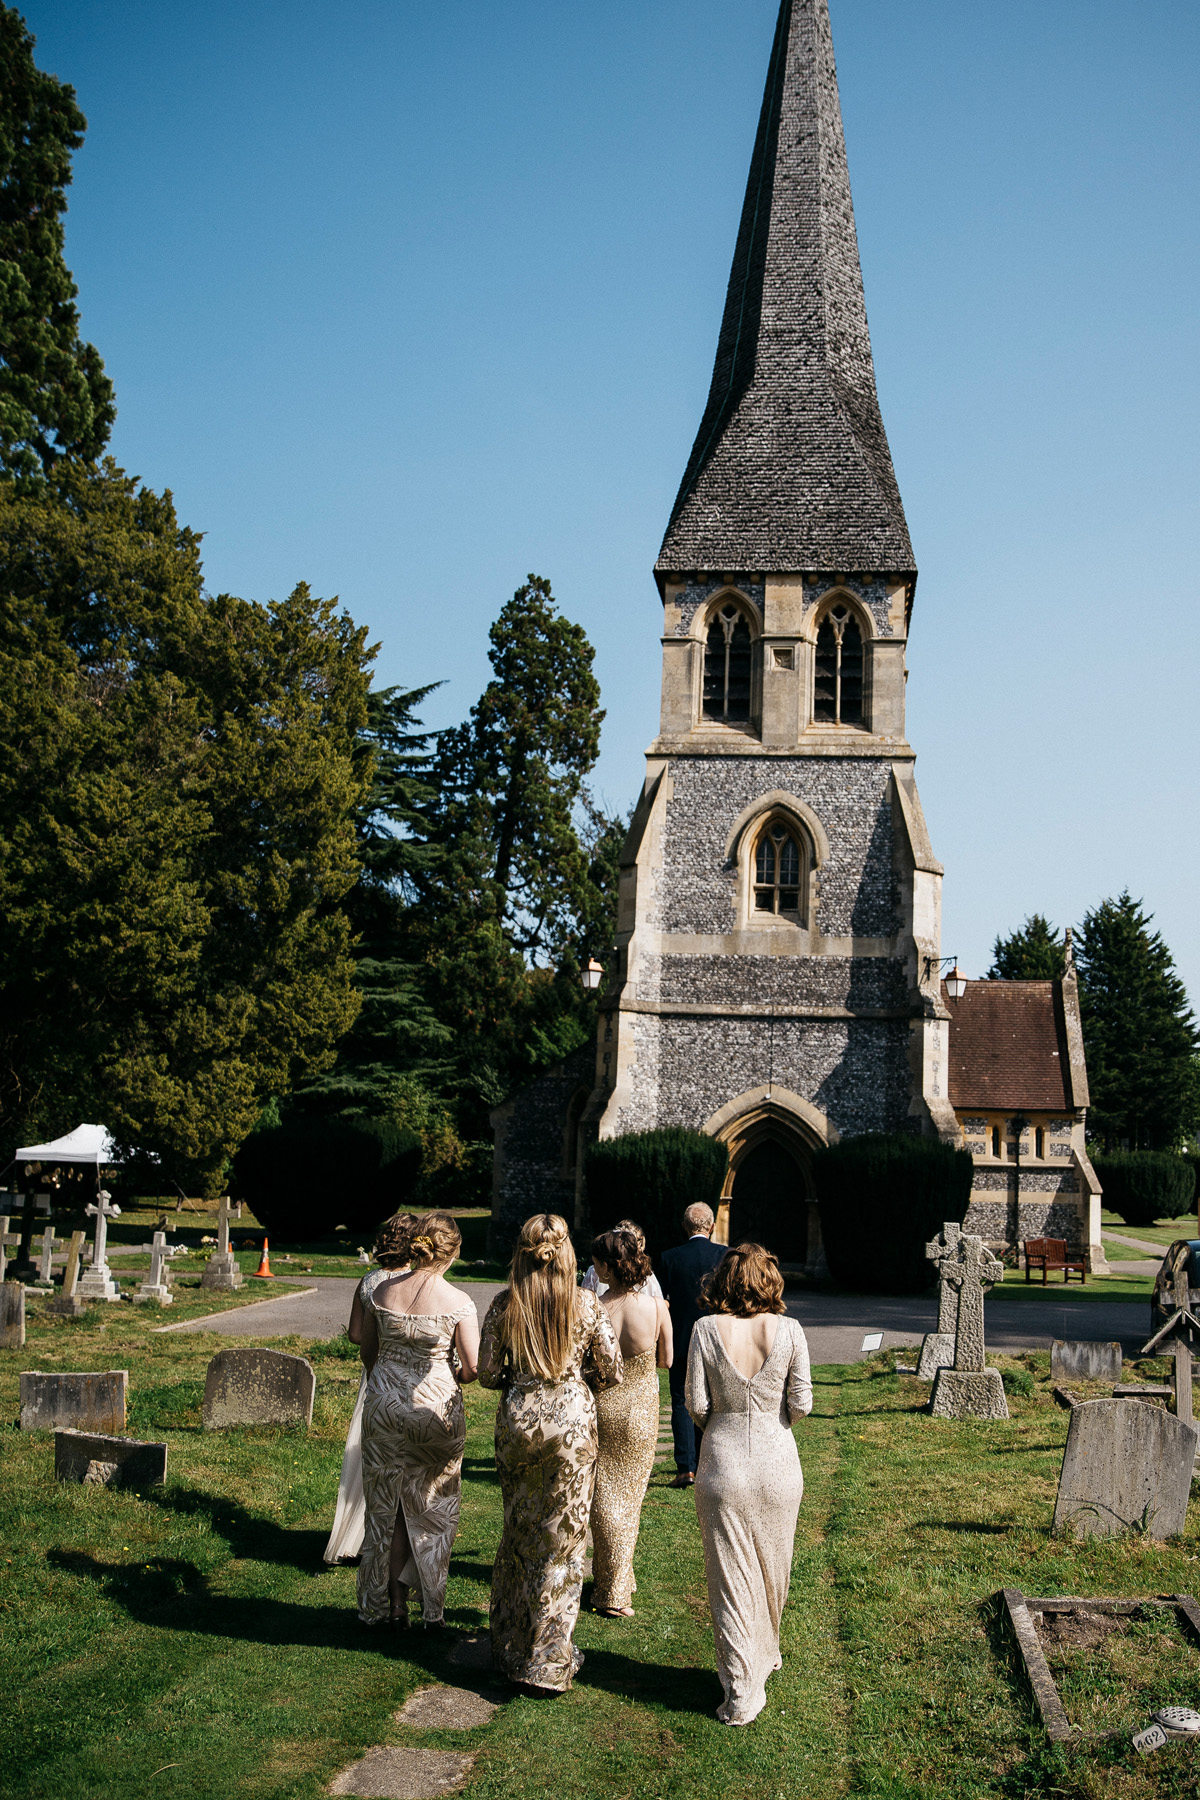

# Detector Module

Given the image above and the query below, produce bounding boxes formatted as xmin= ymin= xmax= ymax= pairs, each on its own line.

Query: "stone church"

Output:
xmin=491 ymin=0 xmax=1094 ymax=1271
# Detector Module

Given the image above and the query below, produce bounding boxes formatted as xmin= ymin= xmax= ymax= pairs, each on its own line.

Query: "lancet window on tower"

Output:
xmin=813 ymin=602 xmax=864 ymax=726
xmin=703 ymin=603 xmax=753 ymax=724
xmin=753 ymin=821 xmax=803 ymax=917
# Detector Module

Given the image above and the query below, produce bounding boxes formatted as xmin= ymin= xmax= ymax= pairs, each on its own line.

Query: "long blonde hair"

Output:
xmin=496 ymin=1214 xmax=579 ymax=1381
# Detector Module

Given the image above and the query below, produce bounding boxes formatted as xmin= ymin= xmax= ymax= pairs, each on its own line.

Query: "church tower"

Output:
xmin=588 ymin=0 xmax=954 ymax=1264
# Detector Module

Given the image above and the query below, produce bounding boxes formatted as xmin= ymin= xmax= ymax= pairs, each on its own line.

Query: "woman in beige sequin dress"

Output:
xmin=589 ymin=1227 xmax=672 ymax=1618
xmin=349 ymin=1211 xmax=479 ymax=1628
xmin=685 ymin=1242 xmax=812 ymax=1726
xmin=478 ymin=1214 xmax=623 ymax=1694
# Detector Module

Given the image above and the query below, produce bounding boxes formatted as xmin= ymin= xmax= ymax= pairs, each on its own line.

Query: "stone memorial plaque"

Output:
xmin=202 ymin=1347 xmax=316 ymax=1429
xmin=1052 ymin=1399 xmax=1197 ymax=1539
xmin=1051 ymin=1339 xmax=1122 ymax=1383
xmin=54 ymin=1428 xmax=167 ymax=1488
xmin=20 ymin=1369 xmax=128 ymax=1433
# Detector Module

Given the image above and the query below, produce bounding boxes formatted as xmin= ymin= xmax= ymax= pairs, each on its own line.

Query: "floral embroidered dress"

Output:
xmin=357 ymin=1267 xmax=473 ymax=1624
xmin=479 ymin=1287 xmax=623 ymax=1689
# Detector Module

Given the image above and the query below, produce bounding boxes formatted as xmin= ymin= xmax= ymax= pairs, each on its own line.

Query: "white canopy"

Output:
xmin=15 ymin=1123 xmax=120 ymax=1165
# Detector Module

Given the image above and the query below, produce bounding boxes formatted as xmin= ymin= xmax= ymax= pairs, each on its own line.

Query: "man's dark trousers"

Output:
xmin=661 ymin=1233 xmax=725 ymax=1474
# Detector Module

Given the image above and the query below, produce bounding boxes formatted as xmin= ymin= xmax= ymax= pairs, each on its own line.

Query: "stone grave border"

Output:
xmin=1001 ymin=1588 xmax=1200 ymax=1743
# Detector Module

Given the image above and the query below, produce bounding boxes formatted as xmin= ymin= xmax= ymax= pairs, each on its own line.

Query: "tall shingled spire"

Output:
xmin=657 ymin=0 xmax=914 ymax=579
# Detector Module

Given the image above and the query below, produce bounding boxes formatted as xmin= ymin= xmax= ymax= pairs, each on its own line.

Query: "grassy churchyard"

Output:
xmin=5 ymin=1286 xmax=1200 ymax=1800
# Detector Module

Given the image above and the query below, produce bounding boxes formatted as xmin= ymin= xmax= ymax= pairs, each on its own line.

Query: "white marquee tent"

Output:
xmin=15 ymin=1124 xmax=120 ymax=1164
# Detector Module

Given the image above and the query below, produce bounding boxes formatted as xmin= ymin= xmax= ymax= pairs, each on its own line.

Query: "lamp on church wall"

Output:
xmin=580 ymin=958 xmax=604 ymax=993
xmin=925 ymin=953 xmax=967 ymax=999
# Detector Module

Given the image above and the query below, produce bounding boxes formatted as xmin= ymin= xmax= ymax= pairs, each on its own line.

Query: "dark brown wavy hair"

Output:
xmin=591 ymin=1228 xmax=651 ymax=1292
xmin=373 ymin=1211 xmax=420 ymax=1270
xmin=701 ymin=1242 xmax=786 ymax=1317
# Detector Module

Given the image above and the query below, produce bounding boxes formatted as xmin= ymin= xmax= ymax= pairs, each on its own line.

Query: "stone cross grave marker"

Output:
xmin=34 ymin=1225 xmax=65 ymax=1288
xmin=135 ymin=1231 xmax=175 ymax=1305
xmin=0 ymin=1214 xmax=20 ymax=1282
xmin=50 ymin=1230 xmax=86 ymax=1317
xmin=1052 ymin=1398 xmax=1197 ymax=1538
xmin=200 ymin=1196 xmax=243 ymax=1292
xmin=8 ymin=1190 xmax=48 ymax=1284
xmin=917 ymin=1220 xmax=962 ymax=1378
xmin=928 ymin=1230 xmax=1009 ymax=1419
xmin=77 ymin=1191 xmax=122 ymax=1301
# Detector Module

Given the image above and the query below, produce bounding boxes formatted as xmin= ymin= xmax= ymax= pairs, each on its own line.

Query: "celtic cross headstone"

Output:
xmin=928 ymin=1230 xmax=1009 ymax=1419
xmin=917 ymin=1220 xmax=962 ymax=1378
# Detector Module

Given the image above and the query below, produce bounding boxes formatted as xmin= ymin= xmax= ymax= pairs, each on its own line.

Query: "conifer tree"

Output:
xmin=988 ymin=913 xmax=1066 ymax=979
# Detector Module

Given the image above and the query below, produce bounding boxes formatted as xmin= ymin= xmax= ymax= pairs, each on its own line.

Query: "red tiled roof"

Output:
xmin=944 ymin=979 xmax=1071 ymax=1111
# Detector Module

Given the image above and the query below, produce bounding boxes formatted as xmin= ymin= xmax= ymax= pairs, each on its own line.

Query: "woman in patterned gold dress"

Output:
xmin=589 ymin=1228 xmax=672 ymax=1618
xmin=349 ymin=1211 xmax=480 ymax=1628
xmin=478 ymin=1214 xmax=623 ymax=1694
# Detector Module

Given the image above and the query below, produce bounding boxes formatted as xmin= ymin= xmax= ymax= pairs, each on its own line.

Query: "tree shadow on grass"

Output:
xmin=573 ymin=1640 xmax=722 ymax=1718
xmin=141 ymin=1485 xmax=330 ymax=1573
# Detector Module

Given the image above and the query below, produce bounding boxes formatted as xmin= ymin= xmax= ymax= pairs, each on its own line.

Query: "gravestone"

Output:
xmin=927 ymin=1231 xmax=1009 ymax=1420
xmin=1051 ymin=1340 xmax=1122 ymax=1384
xmin=202 ymin=1348 xmax=316 ymax=1429
xmin=54 ymin=1428 xmax=167 ymax=1489
xmin=50 ymin=1230 xmax=86 ymax=1317
xmin=135 ymin=1231 xmax=174 ymax=1305
xmin=20 ymin=1369 xmax=128 ymax=1433
xmin=0 ymin=1213 xmax=19 ymax=1281
xmin=33 ymin=1224 xmax=64 ymax=1290
xmin=917 ymin=1221 xmax=962 ymax=1379
xmin=1052 ymin=1398 xmax=1196 ymax=1538
xmin=77 ymin=1191 xmax=122 ymax=1301
xmin=0 ymin=1280 xmax=24 ymax=1349
xmin=200 ymin=1196 xmax=243 ymax=1292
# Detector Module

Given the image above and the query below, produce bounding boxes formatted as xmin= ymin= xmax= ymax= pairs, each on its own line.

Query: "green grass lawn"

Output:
xmin=1101 ymin=1215 xmax=1198 ymax=1250
xmin=994 ymin=1267 xmax=1154 ymax=1303
xmin=5 ymin=1306 xmax=1200 ymax=1797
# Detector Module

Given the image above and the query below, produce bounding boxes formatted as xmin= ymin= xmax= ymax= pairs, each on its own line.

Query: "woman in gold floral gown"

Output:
xmin=349 ymin=1211 xmax=479 ymax=1628
xmin=589 ymin=1227 xmax=672 ymax=1618
xmin=479 ymin=1214 xmax=623 ymax=1694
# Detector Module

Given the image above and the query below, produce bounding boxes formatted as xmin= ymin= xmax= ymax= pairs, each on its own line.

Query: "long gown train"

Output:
xmin=324 ymin=1373 xmax=366 ymax=1562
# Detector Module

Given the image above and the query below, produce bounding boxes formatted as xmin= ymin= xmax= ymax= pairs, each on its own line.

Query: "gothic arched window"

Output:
xmin=753 ymin=820 xmax=804 ymax=917
xmin=813 ymin=602 xmax=864 ymax=726
xmin=703 ymin=602 xmax=753 ymax=724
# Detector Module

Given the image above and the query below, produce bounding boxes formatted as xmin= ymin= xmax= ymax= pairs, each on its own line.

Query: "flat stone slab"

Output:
xmin=202 ymin=1347 xmax=315 ymax=1429
xmin=929 ymin=1367 xmax=1009 ymax=1420
xmin=1053 ymin=1398 xmax=1197 ymax=1539
xmin=446 ymin=1634 xmax=493 ymax=1671
xmin=328 ymin=1747 xmax=475 ymax=1797
xmin=1051 ymin=1339 xmax=1122 ymax=1383
xmin=21 ymin=1369 xmax=128 ymax=1433
xmin=394 ymin=1686 xmax=498 ymax=1730
xmin=55 ymin=1428 xmax=167 ymax=1489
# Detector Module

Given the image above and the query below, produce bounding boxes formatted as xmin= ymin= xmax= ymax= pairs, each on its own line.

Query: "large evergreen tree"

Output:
xmin=0 ymin=7 xmax=115 ymax=480
xmin=988 ymin=913 xmax=1066 ymax=979
xmin=1074 ymin=891 xmax=1199 ymax=1151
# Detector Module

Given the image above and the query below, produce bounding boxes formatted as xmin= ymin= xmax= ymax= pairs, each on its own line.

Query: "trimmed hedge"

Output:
xmin=813 ymin=1132 xmax=975 ymax=1294
xmin=585 ymin=1128 xmax=729 ymax=1264
xmin=233 ymin=1116 xmax=423 ymax=1241
xmin=1093 ymin=1150 xmax=1196 ymax=1229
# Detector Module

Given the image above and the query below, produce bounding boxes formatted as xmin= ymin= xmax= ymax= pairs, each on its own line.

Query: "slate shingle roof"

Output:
xmin=657 ymin=0 xmax=914 ymax=579
xmin=944 ymin=981 xmax=1073 ymax=1112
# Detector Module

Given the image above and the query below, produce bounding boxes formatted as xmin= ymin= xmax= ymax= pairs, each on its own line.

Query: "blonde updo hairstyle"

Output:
xmin=373 ymin=1211 xmax=420 ymax=1270
xmin=407 ymin=1210 xmax=462 ymax=1270
xmin=496 ymin=1213 xmax=579 ymax=1382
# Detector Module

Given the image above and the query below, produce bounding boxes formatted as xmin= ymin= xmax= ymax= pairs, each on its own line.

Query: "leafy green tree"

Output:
xmin=0 ymin=459 xmax=373 ymax=1191
xmin=1075 ymin=891 xmax=1200 ymax=1151
xmin=0 ymin=7 xmax=115 ymax=480
xmin=988 ymin=913 xmax=1065 ymax=979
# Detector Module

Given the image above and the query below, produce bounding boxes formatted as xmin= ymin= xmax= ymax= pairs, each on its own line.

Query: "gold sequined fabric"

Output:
xmin=592 ymin=1349 xmax=658 ymax=1610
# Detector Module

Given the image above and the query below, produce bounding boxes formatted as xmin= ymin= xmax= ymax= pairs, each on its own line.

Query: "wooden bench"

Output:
xmin=1024 ymin=1237 xmax=1087 ymax=1284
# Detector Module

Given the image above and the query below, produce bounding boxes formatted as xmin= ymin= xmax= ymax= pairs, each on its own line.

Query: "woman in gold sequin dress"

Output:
xmin=589 ymin=1227 xmax=672 ymax=1618
xmin=478 ymin=1214 xmax=623 ymax=1694
xmin=349 ymin=1211 xmax=479 ymax=1628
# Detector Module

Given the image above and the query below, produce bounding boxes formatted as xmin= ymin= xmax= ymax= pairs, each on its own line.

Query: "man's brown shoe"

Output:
xmin=670 ymin=1471 xmax=695 ymax=1488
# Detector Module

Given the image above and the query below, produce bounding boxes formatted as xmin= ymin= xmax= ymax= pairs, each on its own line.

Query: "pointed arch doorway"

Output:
xmin=703 ymin=1088 xmax=832 ymax=1278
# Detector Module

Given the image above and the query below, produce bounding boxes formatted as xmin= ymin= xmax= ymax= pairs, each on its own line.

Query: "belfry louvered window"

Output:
xmin=754 ymin=822 xmax=803 ymax=916
xmin=813 ymin=603 xmax=864 ymax=725
xmin=703 ymin=604 xmax=753 ymax=723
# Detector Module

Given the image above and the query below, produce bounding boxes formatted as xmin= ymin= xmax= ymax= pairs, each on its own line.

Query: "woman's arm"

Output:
xmin=454 ymin=1307 xmax=481 ymax=1384
xmin=347 ymin=1278 xmax=367 ymax=1344
xmin=349 ymin=1277 xmax=378 ymax=1371
xmin=587 ymin=1292 xmax=624 ymax=1390
xmin=655 ymin=1295 xmax=674 ymax=1369
xmin=784 ymin=1322 xmax=813 ymax=1424
xmin=684 ymin=1324 xmax=711 ymax=1429
xmin=476 ymin=1294 xmax=507 ymax=1390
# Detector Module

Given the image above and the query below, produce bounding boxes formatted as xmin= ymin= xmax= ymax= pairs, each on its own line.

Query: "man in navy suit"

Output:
xmin=660 ymin=1202 xmax=726 ymax=1487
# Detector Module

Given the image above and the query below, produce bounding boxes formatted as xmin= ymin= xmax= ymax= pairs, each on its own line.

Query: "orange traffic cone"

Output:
xmin=252 ymin=1236 xmax=275 ymax=1278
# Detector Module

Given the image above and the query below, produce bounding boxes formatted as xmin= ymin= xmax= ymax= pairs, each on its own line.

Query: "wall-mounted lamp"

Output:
xmin=925 ymin=953 xmax=967 ymax=999
xmin=580 ymin=958 xmax=604 ymax=993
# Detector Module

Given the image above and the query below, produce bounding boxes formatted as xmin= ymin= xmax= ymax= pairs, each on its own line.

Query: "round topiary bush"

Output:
xmin=813 ymin=1132 xmax=976 ymax=1294
xmin=233 ymin=1116 xmax=423 ymax=1241
xmin=584 ymin=1128 xmax=729 ymax=1264
xmin=1092 ymin=1150 xmax=1196 ymax=1229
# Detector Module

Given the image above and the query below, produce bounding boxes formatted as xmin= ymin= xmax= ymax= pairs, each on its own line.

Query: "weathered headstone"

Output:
xmin=200 ymin=1196 xmax=244 ymax=1292
xmin=0 ymin=1213 xmax=19 ymax=1281
xmin=20 ymin=1369 xmax=128 ymax=1433
xmin=135 ymin=1231 xmax=174 ymax=1305
xmin=202 ymin=1348 xmax=316 ymax=1429
xmin=54 ymin=1428 xmax=167 ymax=1489
xmin=1052 ymin=1398 xmax=1196 ymax=1538
xmin=1051 ymin=1339 xmax=1122 ymax=1384
xmin=0 ymin=1280 xmax=25 ymax=1348
xmin=928 ymin=1231 xmax=1009 ymax=1420
xmin=917 ymin=1220 xmax=962 ymax=1379
xmin=77 ymin=1191 xmax=122 ymax=1301
xmin=50 ymin=1230 xmax=87 ymax=1317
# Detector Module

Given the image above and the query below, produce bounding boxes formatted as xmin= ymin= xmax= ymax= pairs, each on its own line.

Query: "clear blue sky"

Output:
xmin=23 ymin=0 xmax=1200 ymax=1003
